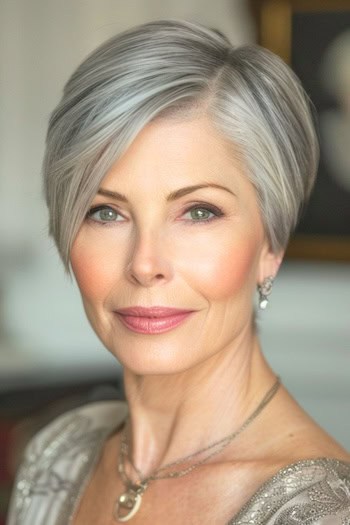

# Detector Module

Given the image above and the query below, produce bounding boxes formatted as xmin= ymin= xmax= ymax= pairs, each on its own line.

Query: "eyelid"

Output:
xmin=182 ymin=201 xmax=223 ymax=212
xmin=88 ymin=204 xmax=122 ymax=213
xmin=88 ymin=203 xmax=125 ymax=214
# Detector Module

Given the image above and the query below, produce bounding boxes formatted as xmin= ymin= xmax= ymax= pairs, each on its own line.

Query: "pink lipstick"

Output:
xmin=114 ymin=306 xmax=195 ymax=334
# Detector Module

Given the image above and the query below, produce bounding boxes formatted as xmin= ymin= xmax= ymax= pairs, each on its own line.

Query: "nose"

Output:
xmin=125 ymin=227 xmax=173 ymax=287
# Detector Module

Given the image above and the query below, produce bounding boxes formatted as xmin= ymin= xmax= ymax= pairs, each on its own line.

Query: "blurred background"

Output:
xmin=0 ymin=0 xmax=349 ymax=521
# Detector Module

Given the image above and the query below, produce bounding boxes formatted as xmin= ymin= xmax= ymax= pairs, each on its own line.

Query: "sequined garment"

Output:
xmin=6 ymin=400 xmax=350 ymax=524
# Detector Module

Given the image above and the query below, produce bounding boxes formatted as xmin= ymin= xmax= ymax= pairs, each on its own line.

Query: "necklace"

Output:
xmin=114 ymin=375 xmax=281 ymax=522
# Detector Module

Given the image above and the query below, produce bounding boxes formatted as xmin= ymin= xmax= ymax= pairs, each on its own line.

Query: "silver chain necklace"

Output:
xmin=114 ymin=375 xmax=281 ymax=522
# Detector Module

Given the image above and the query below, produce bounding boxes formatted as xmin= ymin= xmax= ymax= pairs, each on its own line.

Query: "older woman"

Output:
xmin=7 ymin=18 xmax=350 ymax=525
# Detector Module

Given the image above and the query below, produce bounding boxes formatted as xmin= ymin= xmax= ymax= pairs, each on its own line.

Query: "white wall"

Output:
xmin=0 ymin=1 xmax=349 ymax=450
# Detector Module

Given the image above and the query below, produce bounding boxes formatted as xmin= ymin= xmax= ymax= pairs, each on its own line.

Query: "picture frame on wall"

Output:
xmin=249 ymin=0 xmax=350 ymax=261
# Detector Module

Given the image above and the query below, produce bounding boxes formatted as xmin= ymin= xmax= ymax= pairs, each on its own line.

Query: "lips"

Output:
xmin=115 ymin=306 xmax=194 ymax=317
xmin=114 ymin=306 xmax=195 ymax=334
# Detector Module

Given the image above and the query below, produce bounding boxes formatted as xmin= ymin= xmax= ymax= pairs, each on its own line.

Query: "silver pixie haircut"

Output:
xmin=42 ymin=18 xmax=319 ymax=277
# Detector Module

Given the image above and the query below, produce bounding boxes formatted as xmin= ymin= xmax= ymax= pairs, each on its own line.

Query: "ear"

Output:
xmin=256 ymin=241 xmax=284 ymax=284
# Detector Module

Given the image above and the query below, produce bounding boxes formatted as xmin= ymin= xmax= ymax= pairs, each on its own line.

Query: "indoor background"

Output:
xmin=1 ymin=1 xmax=349 ymax=522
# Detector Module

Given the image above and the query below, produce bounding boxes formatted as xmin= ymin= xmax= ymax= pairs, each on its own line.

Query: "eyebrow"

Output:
xmin=97 ymin=183 xmax=236 ymax=202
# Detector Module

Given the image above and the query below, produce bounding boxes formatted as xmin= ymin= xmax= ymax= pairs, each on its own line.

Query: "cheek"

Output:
xmin=188 ymin=234 xmax=259 ymax=300
xmin=70 ymin=234 xmax=119 ymax=301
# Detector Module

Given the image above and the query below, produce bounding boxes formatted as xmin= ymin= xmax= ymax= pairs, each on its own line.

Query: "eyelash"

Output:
xmin=85 ymin=202 xmax=225 ymax=227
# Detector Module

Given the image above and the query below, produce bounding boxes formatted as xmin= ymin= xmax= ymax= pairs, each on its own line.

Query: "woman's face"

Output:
xmin=70 ymin=116 xmax=280 ymax=374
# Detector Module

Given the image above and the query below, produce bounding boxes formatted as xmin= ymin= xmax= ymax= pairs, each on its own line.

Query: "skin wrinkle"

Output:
xmin=70 ymin=115 xmax=282 ymax=481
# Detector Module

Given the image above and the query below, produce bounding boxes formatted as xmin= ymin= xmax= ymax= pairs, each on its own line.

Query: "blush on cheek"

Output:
xmin=70 ymin=241 xmax=117 ymax=300
xmin=193 ymin=238 xmax=259 ymax=299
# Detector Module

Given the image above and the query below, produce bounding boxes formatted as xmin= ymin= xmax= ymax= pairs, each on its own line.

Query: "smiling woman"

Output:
xmin=69 ymin=116 xmax=273 ymax=378
xmin=6 ymin=18 xmax=350 ymax=525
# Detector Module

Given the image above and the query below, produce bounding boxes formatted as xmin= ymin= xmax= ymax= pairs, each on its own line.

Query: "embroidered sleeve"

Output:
xmin=6 ymin=408 xmax=112 ymax=525
xmin=230 ymin=458 xmax=350 ymax=524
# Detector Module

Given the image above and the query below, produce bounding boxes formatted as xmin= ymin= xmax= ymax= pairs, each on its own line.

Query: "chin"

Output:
xmin=106 ymin=340 xmax=202 ymax=377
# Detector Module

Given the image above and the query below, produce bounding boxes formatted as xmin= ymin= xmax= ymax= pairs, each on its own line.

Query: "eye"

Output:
xmin=86 ymin=205 xmax=124 ymax=224
xmin=182 ymin=204 xmax=224 ymax=224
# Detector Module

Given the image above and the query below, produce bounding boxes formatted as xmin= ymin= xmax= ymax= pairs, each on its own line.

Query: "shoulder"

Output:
xmin=14 ymin=399 xmax=129 ymax=471
xmin=231 ymin=457 xmax=350 ymax=524
xmin=22 ymin=399 xmax=128 ymax=454
xmin=6 ymin=400 xmax=128 ymax=525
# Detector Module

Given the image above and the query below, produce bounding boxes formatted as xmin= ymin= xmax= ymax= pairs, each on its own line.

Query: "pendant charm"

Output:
xmin=114 ymin=483 xmax=147 ymax=522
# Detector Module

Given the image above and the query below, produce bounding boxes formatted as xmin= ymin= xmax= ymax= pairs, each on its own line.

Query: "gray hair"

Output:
xmin=42 ymin=18 xmax=319 ymax=277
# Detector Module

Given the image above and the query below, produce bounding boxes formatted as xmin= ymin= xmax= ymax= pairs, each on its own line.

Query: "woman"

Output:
xmin=7 ymin=18 xmax=350 ymax=525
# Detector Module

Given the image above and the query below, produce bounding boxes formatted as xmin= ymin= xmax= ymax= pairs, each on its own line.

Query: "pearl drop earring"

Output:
xmin=257 ymin=276 xmax=274 ymax=309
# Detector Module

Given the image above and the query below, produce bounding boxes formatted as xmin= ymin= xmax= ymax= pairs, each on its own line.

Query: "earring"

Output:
xmin=257 ymin=276 xmax=274 ymax=310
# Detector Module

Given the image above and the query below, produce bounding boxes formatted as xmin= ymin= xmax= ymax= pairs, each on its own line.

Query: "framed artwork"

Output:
xmin=249 ymin=0 xmax=350 ymax=261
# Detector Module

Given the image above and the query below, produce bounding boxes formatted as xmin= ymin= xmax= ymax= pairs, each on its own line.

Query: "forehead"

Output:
xmin=101 ymin=116 xmax=248 ymax=189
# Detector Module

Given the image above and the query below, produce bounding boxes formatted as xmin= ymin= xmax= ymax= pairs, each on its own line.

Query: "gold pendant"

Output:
xmin=114 ymin=483 xmax=147 ymax=522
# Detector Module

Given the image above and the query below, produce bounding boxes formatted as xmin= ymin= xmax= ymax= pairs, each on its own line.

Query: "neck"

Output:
xmin=122 ymin=331 xmax=276 ymax=481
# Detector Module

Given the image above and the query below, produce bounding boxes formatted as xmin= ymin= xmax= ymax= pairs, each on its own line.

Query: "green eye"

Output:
xmin=189 ymin=208 xmax=213 ymax=220
xmin=183 ymin=204 xmax=224 ymax=223
xmin=87 ymin=206 xmax=122 ymax=222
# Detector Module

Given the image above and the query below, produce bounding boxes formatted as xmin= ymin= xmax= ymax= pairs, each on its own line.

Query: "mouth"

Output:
xmin=114 ymin=308 xmax=195 ymax=334
xmin=115 ymin=306 xmax=194 ymax=317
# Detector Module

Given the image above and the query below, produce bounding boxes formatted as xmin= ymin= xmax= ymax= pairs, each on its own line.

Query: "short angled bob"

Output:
xmin=42 ymin=18 xmax=319 ymax=277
